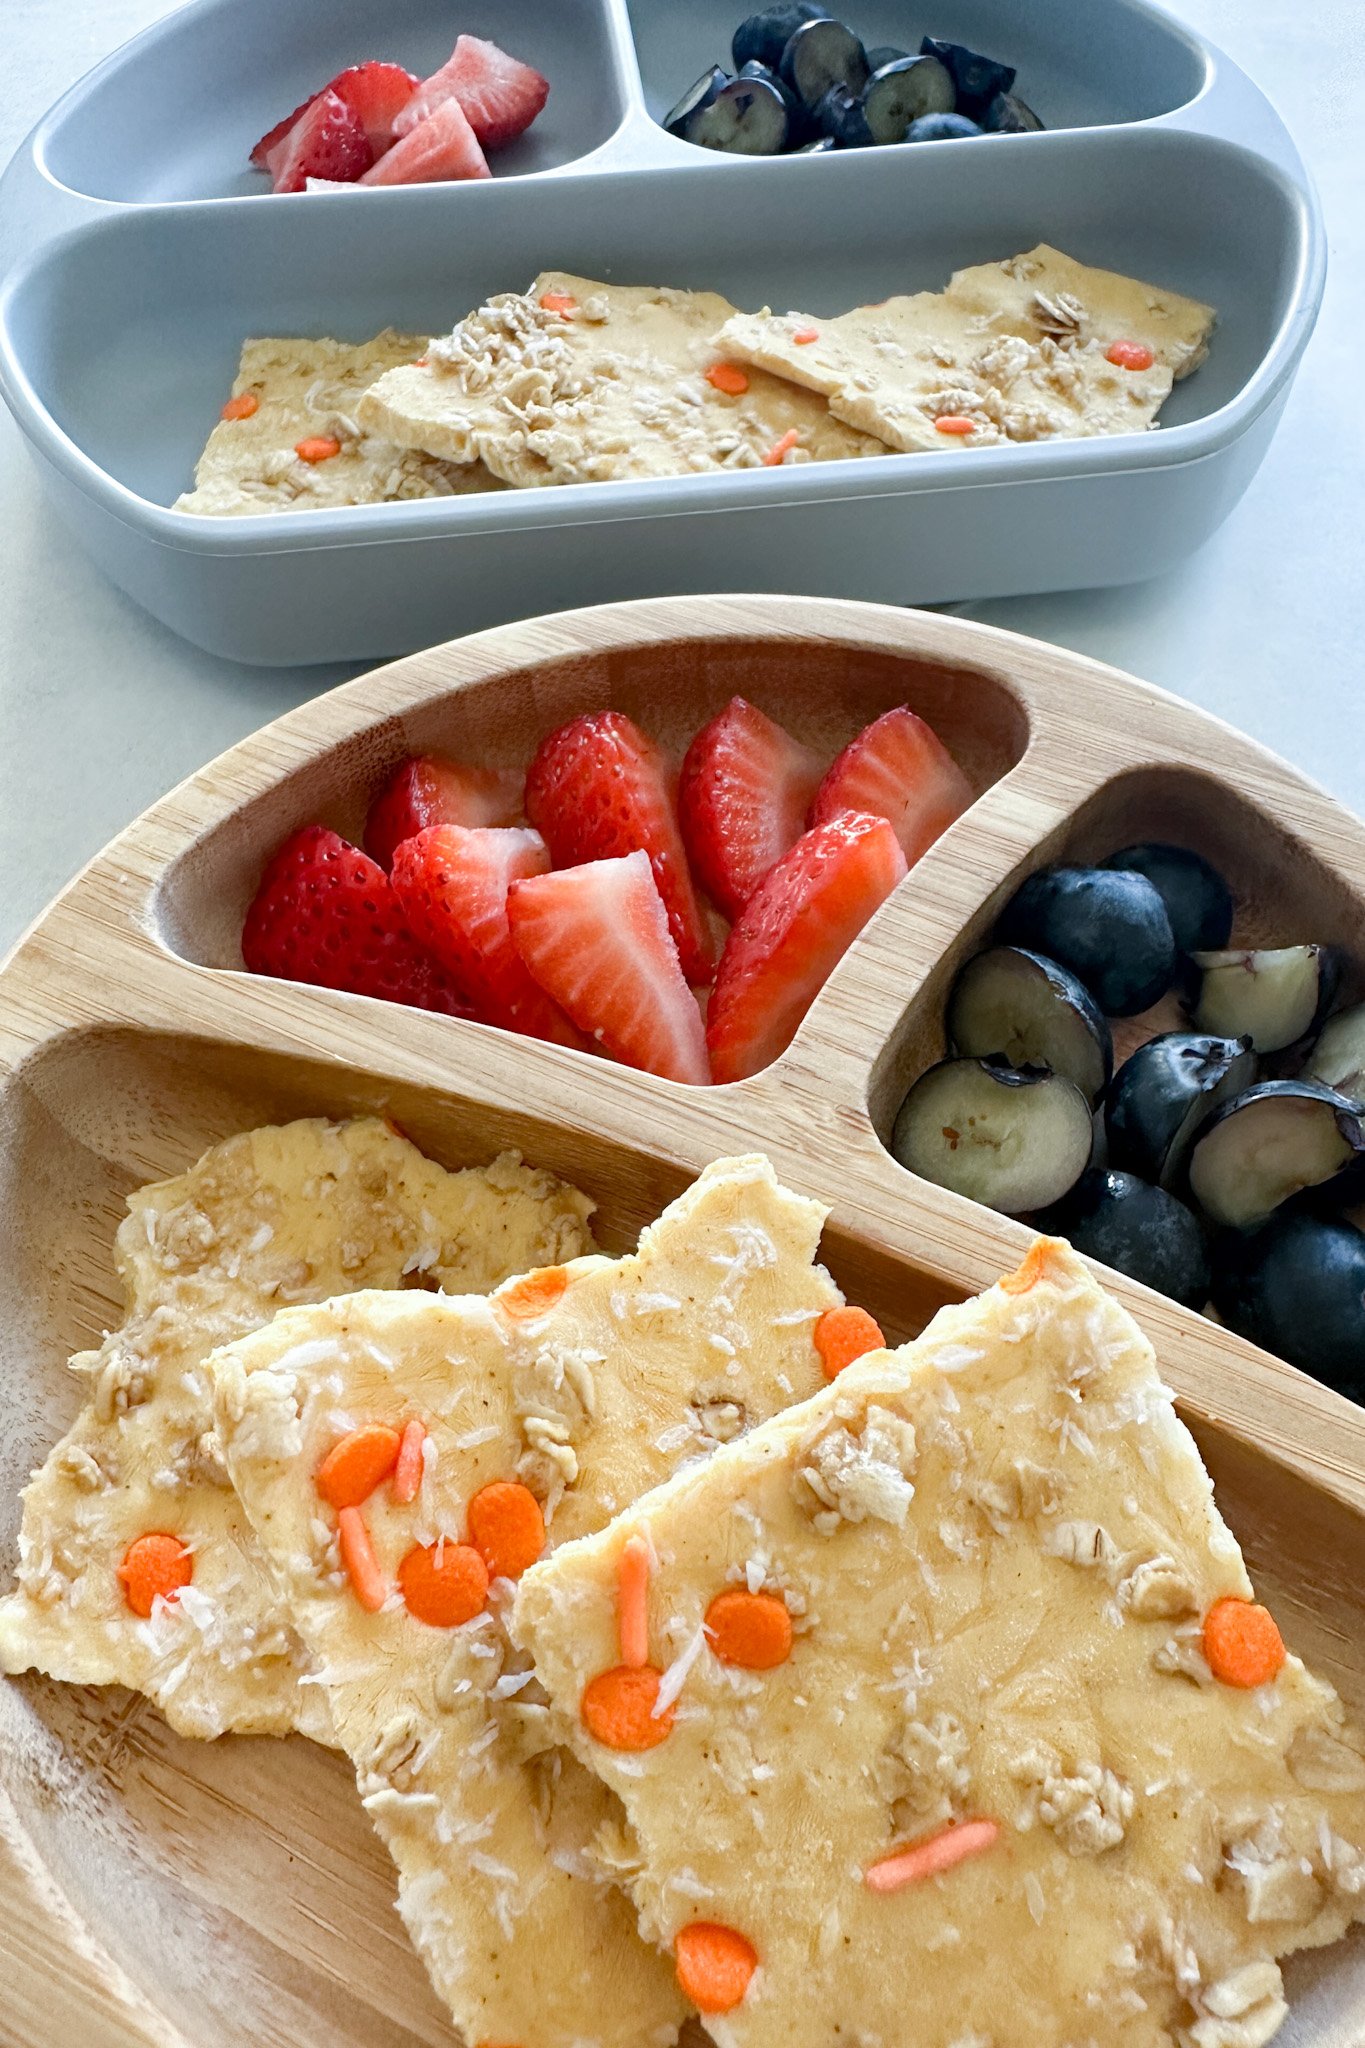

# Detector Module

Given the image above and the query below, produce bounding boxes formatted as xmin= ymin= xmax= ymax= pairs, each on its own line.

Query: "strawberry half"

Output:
xmin=359 ymin=95 xmax=490 ymax=185
xmin=241 ymin=825 xmax=468 ymax=1014
xmin=679 ymin=696 xmax=823 ymax=922
xmin=706 ymin=812 xmax=908 ymax=1083
xmin=390 ymin=825 xmax=583 ymax=1046
xmin=508 ymin=853 xmax=710 ymax=1085
xmin=266 ymin=90 xmax=373 ymax=193
xmin=365 ymin=755 xmax=522 ymax=869
xmin=809 ymin=706 xmax=973 ymax=865
xmin=524 ymin=711 xmax=715 ymax=984
xmin=252 ymin=61 xmax=419 ymax=169
xmin=395 ymin=35 xmax=550 ymax=150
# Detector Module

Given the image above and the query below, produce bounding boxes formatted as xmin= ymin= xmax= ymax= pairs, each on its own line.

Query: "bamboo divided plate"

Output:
xmin=1 ymin=595 xmax=1363 ymax=2048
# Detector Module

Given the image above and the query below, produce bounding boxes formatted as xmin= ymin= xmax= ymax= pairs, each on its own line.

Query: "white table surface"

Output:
xmin=1 ymin=0 xmax=1361 ymax=957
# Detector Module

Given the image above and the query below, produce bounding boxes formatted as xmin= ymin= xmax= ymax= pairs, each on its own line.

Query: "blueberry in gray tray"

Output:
xmin=738 ymin=59 xmax=808 ymax=136
xmin=997 ymin=866 xmax=1178 ymax=1017
xmin=664 ymin=66 xmax=730 ymax=139
xmin=686 ymin=71 xmax=791 ymax=152
xmin=985 ymin=91 xmax=1045 ymax=133
xmin=1211 ymin=1212 xmax=1365 ymax=1399
xmin=864 ymin=44 xmax=909 ymax=71
xmin=781 ymin=18 xmax=869 ymax=110
xmin=906 ymin=110 xmax=982 ymax=142
xmin=862 ymin=55 xmax=956 ymax=144
xmin=919 ymin=36 xmax=1017 ymax=117
xmin=732 ymin=2 xmax=829 ymax=73
xmin=814 ymin=84 xmax=873 ymax=146
xmin=1037 ymin=1167 xmax=1211 ymax=1309
xmin=794 ymin=133 xmax=838 ymax=152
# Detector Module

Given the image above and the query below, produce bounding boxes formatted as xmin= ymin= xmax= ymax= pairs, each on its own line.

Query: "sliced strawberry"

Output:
xmin=365 ymin=755 xmax=522 ymax=869
xmin=395 ymin=35 xmax=549 ymax=150
xmin=241 ymin=825 xmax=468 ymax=1014
xmin=252 ymin=62 xmax=419 ymax=169
xmin=706 ymin=813 xmax=908 ymax=1083
xmin=508 ymin=853 xmax=710 ymax=1085
xmin=267 ymin=91 xmax=373 ymax=193
xmin=678 ymin=697 xmax=823 ymax=922
xmin=253 ymin=91 xmax=320 ymax=170
xmin=809 ymin=706 xmax=973 ymax=866
xmin=524 ymin=712 xmax=715 ymax=984
xmin=359 ymin=95 xmax=490 ymax=185
xmin=391 ymin=825 xmax=583 ymax=1046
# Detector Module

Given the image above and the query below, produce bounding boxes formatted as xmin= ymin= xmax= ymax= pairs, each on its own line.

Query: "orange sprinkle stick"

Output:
xmin=865 ymin=1818 xmax=1000 ymax=1892
xmin=763 ymin=428 xmax=801 ymax=467
xmin=220 ymin=392 xmax=259 ymax=421
xmin=705 ymin=362 xmax=749 ymax=396
xmin=338 ymin=1507 xmax=387 ymax=1614
xmin=496 ymin=1265 xmax=569 ymax=1321
xmin=117 ymin=1533 xmax=192 ymax=1618
xmin=539 ymin=290 xmax=578 ymax=316
xmin=674 ymin=1923 xmax=758 ymax=2013
xmin=792 ymin=326 xmax=820 ymax=345
xmin=1203 ymin=1596 xmax=1286 ymax=1689
xmin=392 ymin=1420 xmax=427 ymax=1505
xmin=1106 ymin=338 xmax=1155 ymax=371
xmin=295 ymin=435 xmax=342 ymax=463
xmin=814 ymin=1304 xmax=885 ymax=1381
xmin=618 ymin=1534 xmax=651 ymax=1669
xmin=999 ymin=1237 xmax=1067 ymax=1296
xmin=934 ymin=415 xmax=976 ymax=436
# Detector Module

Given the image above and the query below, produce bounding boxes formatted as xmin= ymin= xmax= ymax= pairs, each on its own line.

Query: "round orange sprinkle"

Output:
xmin=1107 ymin=338 xmax=1155 ymax=372
xmin=539 ymin=291 xmax=578 ymax=316
xmin=220 ymin=391 xmax=259 ymax=421
xmin=1203 ymin=1596 xmax=1286 ymax=1689
xmin=117 ymin=1533 xmax=192 ymax=1617
xmin=814 ymin=1304 xmax=885 ymax=1380
xmin=467 ymin=1481 xmax=546 ymax=1581
xmin=1000 ymin=1238 xmax=1067 ymax=1295
xmin=399 ymin=1541 xmax=489 ymax=1627
xmin=792 ymin=326 xmax=820 ymax=345
xmin=934 ymin=414 xmax=976 ymax=435
xmin=705 ymin=362 xmax=749 ymax=396
xmin=317 ymin=1423 xmax=402 ymax=1510
xmin=581 ymin=1665 xmax=675 ymax=1750
xmin=674 ymin=1923 xmax=758 ymax=2013
xmin=295 ymin=435 xmax=342 ymax=463
xmin=496 ymin=1265 xmax=569 ymax=1320
xmin=763 ymin=428 xmax=801 ymax=467
xmin=705 ymin=1588 xmax=792 ymax=1670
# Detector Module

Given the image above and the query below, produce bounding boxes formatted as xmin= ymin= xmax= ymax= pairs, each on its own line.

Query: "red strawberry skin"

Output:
xmin=809 ymin=706 xmax=972 ymax=865
xmin=707 ymin=812 xmax=908 ymax=1083
xmin=365 ymin=755 xmax=522 ymax=869
xmin=524 ymin=712 xmax=715 ymax=984
xmin=267 ymin=91 xmax=373 ymax=192
xmin=390 ymin=825 xmax=584 ymax=1047
xmin=396 ymin=35 xmax=550 ymax=149
xmin=241 ymin=826 xmax=469 ymax=1014
xmin=509 ymin=853 xmax=710 ymax=1085
xmin=679 ymin=696 xmax=823 ymax=922
xmin=252 ymin=62 xmax=419 ymax=169
xmin=359 ymin=94 xmax=490 ymax=184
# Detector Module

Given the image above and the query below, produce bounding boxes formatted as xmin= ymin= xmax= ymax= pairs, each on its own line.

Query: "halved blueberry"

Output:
xmin=814 ymin=83 xmax=872 ymax=145
xmin=685 ymin=73 xmax=790 ymax=152
xmin=919 ymin=36 xmax=1016 ymax=116
xmin=1102 ymin=843 xmax=1234 ymax=954
xmin=781 ymin=17 xmax=869 ymax=109
xmin=1038 ymin=1168 xmax=1210 ymax=1309
xmin=984 ymin=91 xmax=1044 ymax=132
xmin=1303 ymin=1002 xmax=1365 ymax=1104
xmin=996 ymin=866 xmax=1177 ymax=1017
xmin=906 ymin=111 xmax=982 ymax=141
xmin=1211 ymin=1213 xmax=1365 ymax=1399
xmin=865 ymin=44 xmax=911 ymax=72
xmin=738 ymin=58 xmax=804 ymax=127
xmin=947 ymin=946 xmax=1112 ymax=1104
xmin=1183 ymin=945 xmax=1341 ymax=1053
xmin=665 ymin=67 xmax=729 ymax=138
xmin=1187 ymin=1079 xmax=1364 ymax=1231
xmin=1105 ymin=1031 xmax=1256 ymax=1187
xmin=733 ymin=3 xmax=830 ymax=72
xmin=861 ymin=55 xmax=956 ymax=142
xmin=891 ymin=1058 xmax=1093 ymax=1215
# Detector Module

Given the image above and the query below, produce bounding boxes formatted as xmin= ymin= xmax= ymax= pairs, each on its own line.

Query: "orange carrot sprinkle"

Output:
xmin=618 ymin=1534 xmax=652 ymax=1669
xmin=705 ymin=1588 xmax=792 ymax=1670
xmin=581 ymin=1665 xmax=675 ymax=1750
xmin=1203 ymin=1596 xmax=1286 ymax=1689
xmin=317 ymin=1423 xmax=402 ymax=1510
xmin=814 ymin=1304 xmax=885 ymax=1381
xmin=117 ymin=1533 xmax=192 ymax=1617
xmin=392 ymin=1420 xmax=427 ymax=1506
xmin=674 ymin=1923 xmax=758 ymax=2013
xmin=467 ymin=1481 xmax=545 ymax=1581
xmin=539 ymin=291 xmax=578 ymax=316
xmin=496 ymin=1265 xmax=569 ymax=1320
xmin=399 ymin=1541 xmax=488 ymax=1628
xmin=413 ymin=357 xmax=429 ymax=367
xmin=865 ymin=1818 xmax=1001 ymax=1892
xmin=705 ymin=362 xmax=749 ymax=396
xmin=220 ymin=392 xmax=259 ymax=421
xmin=295 ymin=434 xmax=342 ymax=463
xmin=338 ymin=1507 xmax=387 ymax=1614
xmin=999 ymin=1237 xmax=1067 ymax=1295
xmin=763 ymin=428 xmax=801 ymax=466
xmin=1107 ymin=338 xmax=1155 ymax=372
xmin=934 ymin=415 xmax=976 ymax=435
xmin=792 ymin=326 xmax=820 ymax=345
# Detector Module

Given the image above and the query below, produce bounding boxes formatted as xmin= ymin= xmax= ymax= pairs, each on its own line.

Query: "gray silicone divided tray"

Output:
xmin=0 ymin=0 xmax=1326 ymax=666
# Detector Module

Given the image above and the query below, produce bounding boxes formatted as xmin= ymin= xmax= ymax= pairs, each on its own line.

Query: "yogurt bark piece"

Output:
xmin=0 ymin=1118 xmax=594 ymax=1740
xmin=209 ymin=1156 xmax=843 ymax=2048
xmin=717 ymin=242 xmax=1216 ymax=453
xmin=516 ymin=1240 xmax=1365 ymax=2048
xmin=356 ymin=274 xmax=889 ymax=487
xmin=174 ymin=330 xmax=505 ymax=515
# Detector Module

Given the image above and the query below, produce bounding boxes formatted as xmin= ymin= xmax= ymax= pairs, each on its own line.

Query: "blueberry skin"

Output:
xmin=997 ymin=866 xmax=1177 ymax=1017
xmin=919 ymin=36 xmax=1015 ymax=116
xmin=1106 ymin=1030 xmax=1256 ymax=1186
xmin=1038 ymin=1168 xmax=1210 ymax=1309
xmin=733 ymin=2 xmax=829 ymax=72
xmin=815 ymin=83 xmax=873 ymax=145
xmin=905 ymin=112 xmax=982 ymax=141
xmin=1103 ymin=843 xmax=1234 ymax=954
xmin=1211 ymin=1213 xmax=1365 ymax=1401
